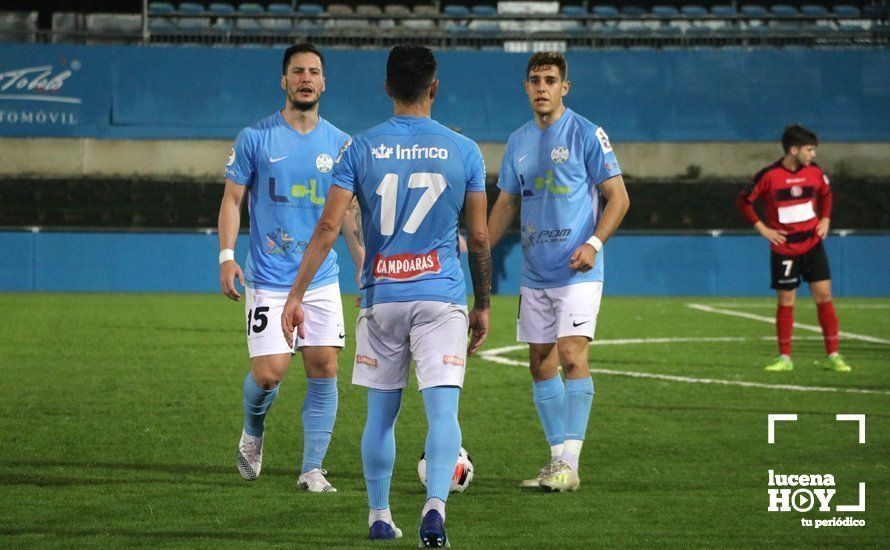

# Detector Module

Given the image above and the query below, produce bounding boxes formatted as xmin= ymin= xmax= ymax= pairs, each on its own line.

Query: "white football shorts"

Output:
xmin=352 ymin=301 xmax=469 ymax=391
xmin=245 ymin=282 xmax=345 ymax=358
xmin=517 ymin=282 xmax=603 ymax=344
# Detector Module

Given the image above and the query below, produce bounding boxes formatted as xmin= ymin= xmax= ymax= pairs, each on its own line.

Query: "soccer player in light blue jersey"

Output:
xmin=488 ymin=51 xmax=630 ymax=492
xmin=281 ymin=45 xmax=491 ymax=547
xmin=217 ymin=44 xmax=364 ymax=492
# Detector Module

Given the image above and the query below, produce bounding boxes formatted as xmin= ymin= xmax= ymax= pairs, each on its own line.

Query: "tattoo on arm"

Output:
xmin=468 ymin=249 xmax=492 ymax=309
xmin=351 ymin=199 xmax=363 ymax=246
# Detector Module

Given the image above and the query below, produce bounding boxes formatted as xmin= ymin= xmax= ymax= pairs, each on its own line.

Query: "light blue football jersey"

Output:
xmin=498 ymin=108 xmax=622 ymax=289
xmin=225 ymin=111 xmax=349 ymax=290
xmin=332 ymin=116 xmax=486 ymax=307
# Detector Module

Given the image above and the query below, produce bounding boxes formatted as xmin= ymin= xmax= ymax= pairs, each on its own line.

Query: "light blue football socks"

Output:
xmin=564 ymin=376 xmax=594 ymax=441
xmin=300 ymin=376 xmax=338 ymax=473
xmin=242 ymin=371 xmax=279 ymax=437
xmin=421 ymin=386 xmax=462 ymax=503
xmin=362 ymin=388 xmax=403 ymax=510
xmin=532 ymin=374 xmax=566 ymax=447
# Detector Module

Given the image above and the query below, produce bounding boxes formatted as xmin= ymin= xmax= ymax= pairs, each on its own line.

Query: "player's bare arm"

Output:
xmin=816 ymin=217 xmax=831 ymax=238
xmin=341 ymin=196 xmax=365 ymax=306
xmin=282 ymin=185 xmax=355 ymax=345
xmin=569 ymin=175 xmax=629 ymax=272
xmin=465 ymin=190 xmax=492 ymax=355
xmin=487 ymin=189 xmax=521 ymax=250
xmin=218 ymin=179 xmax=246 ymax=301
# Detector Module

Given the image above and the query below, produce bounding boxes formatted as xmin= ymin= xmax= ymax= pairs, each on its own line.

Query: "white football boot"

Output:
xmin=298 ymin=468 xmax=337 ymax=493
xmin=519 ymin=459 xmax=560 ymax=488
xmin=237 ymin=430 xmax=263 ymax=481
xmin=539 ymin=458 xmax=580 ymax=492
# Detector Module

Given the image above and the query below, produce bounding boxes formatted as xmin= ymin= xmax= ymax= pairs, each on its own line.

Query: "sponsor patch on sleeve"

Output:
xmin=335 ymin=138 xmax=352 ymax=163
xmin=226 ymin=147 xmax=235 ymax=167
xmin=823 ymin=174 xmax=830 ymax=186
xmin=595 ymin=127 xmax=613 ymax=153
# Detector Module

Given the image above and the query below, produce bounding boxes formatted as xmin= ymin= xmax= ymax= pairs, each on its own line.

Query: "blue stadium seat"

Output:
xmin=800 ymin=4 xmax=828 ymax=17
xmin=267 ymin=3 xmax=292 ymax=15
xmin=178 ymin=2 xmax=204 ymax=14
xmin=471 ymin=5 xmax=497 ymax=16
xmin=652 ymin=6 xmax=679 ymax=18
xmin=237 ymin=3 xmax=264 ymax=15
xmin=208 ymin=3 xmax=234 ymax=14
xmin=620 ymin=6 xmax=647 ymax=17
xmin=832 ymin=5 xmax=861 ymax=17
xmin=770 ymin=5 xmax=798 ymax=17
xmin=710 ymin=5 xmax=737 ymax=17
xmin=298 ymin=4 xmax=324 ymax=16
xmin=740 ymin=5 xmax=768 ymax=18
xmin=560 ymin=6 xmax=587 ymax=17
xmin=446 ymin=23 xmax=470 ymax=34
xmin=473 ymin=21 xmax=500 ymax=34
xmin=444 ymin=5 xmax=470 ymax=17
xmin=148 ymin=2 xmax=175 ymax=15
xmin=680 ymin=5 xmax=708 ymax=18
xmin=149 ymin=17 xmax=175 ymax=31
xmin=593 ymin=6 xmax=619 ymax=18
xmin=685 ymin=25 xmax=713 ymax=36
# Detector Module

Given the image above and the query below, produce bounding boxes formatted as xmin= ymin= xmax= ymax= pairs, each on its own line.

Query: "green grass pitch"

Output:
xmin=0 ymin=294 xmax=887 ymax=548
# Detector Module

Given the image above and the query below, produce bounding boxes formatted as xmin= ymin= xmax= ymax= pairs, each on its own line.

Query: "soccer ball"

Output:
xmin=417 ymin=447 xmax=474 ymax=493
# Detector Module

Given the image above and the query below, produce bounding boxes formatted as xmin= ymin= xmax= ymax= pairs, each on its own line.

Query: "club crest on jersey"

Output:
xmin=226 ymin=148 xmax=235 ymax=166
xmin=372 ymin=251 xmax=441 ymax=281
xmin=551 ymin=146 xmax=569 ymax=164
xmin=316 ymin=153 xmax=333 ymax=173
xmin=790 ymin=185 xmax=803 ymax=198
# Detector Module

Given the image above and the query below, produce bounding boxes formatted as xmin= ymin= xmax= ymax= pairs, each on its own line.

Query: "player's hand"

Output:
xmin=219 ymin=260 xmax=245 ymax=301
xmin=816 ymin=218 xmax=831 ymax=238
xmin=467 ymin=307 xmax=490 ymax=356
xmin=756 ymin=224 xmax=787 ymax=246
xmin=569 ymin=244 xmax=597 ymax=272
xmin=281 ymin=295 xmax=305 ymax=348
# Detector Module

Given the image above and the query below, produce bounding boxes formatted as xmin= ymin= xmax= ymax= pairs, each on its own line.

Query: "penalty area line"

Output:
xmin=477 ymin=340 xmax=890 ymax=396
xmin=686 ymin=303 xmax=890 ymax=345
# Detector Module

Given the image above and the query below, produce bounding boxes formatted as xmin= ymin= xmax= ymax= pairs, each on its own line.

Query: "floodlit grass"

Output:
xmin=0 ymin=294 xmax=887 ymax=548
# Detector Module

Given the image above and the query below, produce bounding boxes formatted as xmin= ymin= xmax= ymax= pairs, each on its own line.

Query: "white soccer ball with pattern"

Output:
xmin=418 ymin=447 xmax=474 ymax=493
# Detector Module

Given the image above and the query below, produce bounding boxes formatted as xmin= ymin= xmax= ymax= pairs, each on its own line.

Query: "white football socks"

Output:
xmin=422 ymin=497 xmax=446 ymax=520
xmin=550 ymin=443 xmax=564 ymax=460
xmin=561 ymin=439 xmax=583 ymax=470
xmin=369 ymin=508 xmax=393 ymax=527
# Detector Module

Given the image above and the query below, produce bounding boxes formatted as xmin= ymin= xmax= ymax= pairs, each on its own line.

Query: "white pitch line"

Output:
xmin=477 ymin=340 xmax=890 ymax=396
xmin=686 ymin=303 xmax=890 ymax=345
xmin=709 ymin=302 xmax=890 ymax=309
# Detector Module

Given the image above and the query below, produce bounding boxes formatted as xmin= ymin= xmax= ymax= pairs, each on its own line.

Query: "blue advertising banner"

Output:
xmin=1 ymin=231 xmax=888 ymax=296
xmin=0 ymin=43 xmax=888 ymax=142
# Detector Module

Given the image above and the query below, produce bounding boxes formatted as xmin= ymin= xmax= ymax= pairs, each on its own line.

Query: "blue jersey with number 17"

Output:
xmin=332 ymin=116 xmax=486 ymax=307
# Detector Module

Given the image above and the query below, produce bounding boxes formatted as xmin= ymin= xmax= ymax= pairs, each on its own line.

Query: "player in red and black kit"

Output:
xmin=736 ymin=125 xmax=851 ymax=373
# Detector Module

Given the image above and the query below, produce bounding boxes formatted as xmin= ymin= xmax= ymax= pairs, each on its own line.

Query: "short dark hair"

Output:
xmin=527 ymin=51 xmax=568 ymax=81
xmin=386 ymin=45 xmax=437 ymax=104
xmin=781 ymin=124 xmax=818 ymax=152
xmin=282 ymin=43 xmax=325 ymax=75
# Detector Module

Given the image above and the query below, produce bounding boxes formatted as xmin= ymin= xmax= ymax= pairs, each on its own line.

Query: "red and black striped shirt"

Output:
xmin=737 ymin=159 xmax=832 ymax=256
